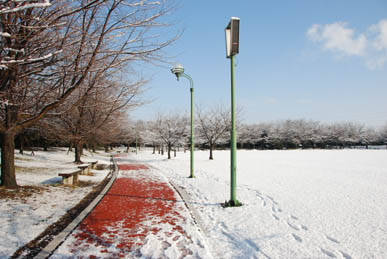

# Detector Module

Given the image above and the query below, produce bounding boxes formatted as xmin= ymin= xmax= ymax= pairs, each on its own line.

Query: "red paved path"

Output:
xmin=55 ymin=159 xmax=200 ymax=258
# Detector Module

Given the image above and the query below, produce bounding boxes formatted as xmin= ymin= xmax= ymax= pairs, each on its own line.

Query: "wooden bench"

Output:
xmin=89 ymin=161 xmax=98 ymax=169
xmin=21 ymin=147 xmax=35 ymax=156
xmin=59 ymin=170 xmax=81 ymax=185
xmin=78 ymin=164 xmax=90 ymax=175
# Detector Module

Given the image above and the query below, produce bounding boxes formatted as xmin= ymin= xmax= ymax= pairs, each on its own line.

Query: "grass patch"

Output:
xmin=0 ymin=185 xmax=46 ymax=201
xmin=15 ymin=156 xmax=35 ymax=162
xmin=76 ymin=181 xmax=97 ymax=188
xmin=15 ymin=166 xmax=52 ymax=174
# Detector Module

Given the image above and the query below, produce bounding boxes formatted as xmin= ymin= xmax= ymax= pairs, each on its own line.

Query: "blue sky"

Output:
xmin=132 ymin=0 xmax=387 ymax=127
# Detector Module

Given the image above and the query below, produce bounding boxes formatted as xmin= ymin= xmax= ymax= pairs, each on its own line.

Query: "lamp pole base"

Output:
xmin=221 ymin=199 xmax=243 ymax=208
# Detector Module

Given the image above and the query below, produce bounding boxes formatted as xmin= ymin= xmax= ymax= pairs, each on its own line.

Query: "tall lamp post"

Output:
xmin=224 ymin=17 xmax=242 ymax=207
xmin=171 ymin=64 xmax=195 ymax=178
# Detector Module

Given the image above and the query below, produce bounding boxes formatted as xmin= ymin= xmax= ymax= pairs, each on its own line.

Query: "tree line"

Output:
xmin=133 ymin=105 xmax=387 ymax=160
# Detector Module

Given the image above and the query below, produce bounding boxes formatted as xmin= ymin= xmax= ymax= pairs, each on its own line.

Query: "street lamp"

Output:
xmin=223 ymin=17 xmax=242 ymax=207
xmin=171 ymin=64 xmax=195 ymax=178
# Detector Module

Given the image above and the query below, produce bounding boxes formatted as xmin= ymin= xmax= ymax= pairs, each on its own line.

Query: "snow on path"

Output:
xmin=52 ymin=158 xmax=212 ymax=258
xmin=128 ymin=149 xmax=387 ymax=259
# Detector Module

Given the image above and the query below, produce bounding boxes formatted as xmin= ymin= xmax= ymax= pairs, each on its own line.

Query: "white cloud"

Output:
xmin=307 ymin=19 xmax=387 ymax=69
xmin=307 ymin=22 xmax=367 ymax=56
xmin=370 ymin=19 xmax=387 ymax=52
xmin=307 ymin=24 xmax=321 ymax=41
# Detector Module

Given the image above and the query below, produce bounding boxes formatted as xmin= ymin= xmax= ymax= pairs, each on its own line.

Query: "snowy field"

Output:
xmin=0 ymin=148 xmax=111 ymax=257
xmin=129 ymin=149 xmax=387 ymax=259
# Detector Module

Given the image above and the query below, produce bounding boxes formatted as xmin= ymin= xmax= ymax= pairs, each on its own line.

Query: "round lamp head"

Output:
xmin=171 ymin=64 xmax=184 ymax=80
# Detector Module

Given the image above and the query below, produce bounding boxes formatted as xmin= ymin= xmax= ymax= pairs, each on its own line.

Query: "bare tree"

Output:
xmin=152 ymin=113 xmax=188 ymax=159
xmin=0 ymin=0 xmax=179 ymax=188
xmin=50 ymin=74 xmax=145 ymax=162
xmin=379 ymin=123 xmax=387 ymax=146
xmin=196 ymin=104 xmax=230 ymax=160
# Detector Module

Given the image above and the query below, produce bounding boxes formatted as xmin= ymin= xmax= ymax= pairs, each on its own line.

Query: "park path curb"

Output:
xmin=140 ymin=163 xmax=209 ymax=237
xmin=34 ymin=156 xmax=119 ymax=259
xmin=168 ymin=180 xmax=208 ymax=236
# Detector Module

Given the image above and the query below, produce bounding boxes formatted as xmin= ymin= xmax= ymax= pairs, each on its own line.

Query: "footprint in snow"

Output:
xmin=326 ymin=235 xmax=340 ymax=244
xmin=287 ymin=222 xmax=300 ymax=231
xmin=340 ymin=250 xmax=353 ymax=259
xmin=219 ymin=222 xmax=228 ymax=230
xmin=272 ymin=214 xmax=280 ymax=220
xmin=301 ymin=225 xmax=308 ymax=231
xmin=272 ymin=205 xmax=283 ymax=213
xmin=292 ymin=233 xmax=302 ymax=242
xmin=162 ymin=241 xmax=171 ymax=249
xmin=320 ymin=248 xmax=337 ymax=258
xmin=255 ymin=190 xmax=262 ymax=196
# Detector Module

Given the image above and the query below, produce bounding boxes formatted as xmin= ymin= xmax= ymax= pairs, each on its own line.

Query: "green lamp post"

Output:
xmin=171 ymin=64 xmax=195 ymax=178
xmin=223 ymin=17 xmax=242 ymax=207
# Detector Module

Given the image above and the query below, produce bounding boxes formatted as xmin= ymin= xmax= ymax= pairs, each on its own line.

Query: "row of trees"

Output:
xmin=15 ymin=104 xmax=387 ymax=163
xmin=237 ymin=120 xmax=385 ymax=149
xmin=133 ymin=106 xmax=387 ymax=160
xmin=0 ymin=0 xmax=178 ymax=188
xmin=131 ymin=105 xmax=232 ymax=160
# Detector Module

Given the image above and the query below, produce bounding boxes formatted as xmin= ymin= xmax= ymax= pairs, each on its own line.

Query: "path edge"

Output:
xmin=34 ymin=155 xmax=119 ymax=259
xmin=168 ymin=180 xmax=208 ymax=236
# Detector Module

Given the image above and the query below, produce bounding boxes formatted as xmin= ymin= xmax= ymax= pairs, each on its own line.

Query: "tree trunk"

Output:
xmin=74 ymin=142 xmax=83 ymax=163
xmin=161 ymin=145 xmax=164 ymax=155
xmin=168 ymin=143 xmax=171 ymax=159
xmin=92 ymin=142 xmax=96 ymax=153
xmin=43 ymin=140 xmax=48 ymax=151
xmin=104 ymin=145 xmax=109 ymax=153
xmin=152 ymin=145 xmax=155 ymax=154
xmin=158 ymin=145 xmax=161 ymax=154
xmin=1 ymin=132 xmax=18 ymax=188
xmin=209 ymin=143 xmax=214 ymax=160
xmin=19 ymin=135 xmax=24 ymax=155
xmin=174 ymin=148 xmax=176 ymax=157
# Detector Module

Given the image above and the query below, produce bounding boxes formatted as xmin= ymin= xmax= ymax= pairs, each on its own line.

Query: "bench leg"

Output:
xmin=63 ymin=176 xmax=73 ymax=185
xmin=73 ymin=174 xmax=78 ymax=184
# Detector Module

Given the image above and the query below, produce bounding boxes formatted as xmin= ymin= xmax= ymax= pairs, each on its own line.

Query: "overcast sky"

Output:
xmin=132 ymin=0 xmax=387 ymax=127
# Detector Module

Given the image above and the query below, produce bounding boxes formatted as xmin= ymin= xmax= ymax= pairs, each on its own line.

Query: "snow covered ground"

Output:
xmin=129 ymin=149 xmax=387 ymax=259
xmin=0 ymin=148 xmax=111 ymax=257
xmin=1 ymin=148 xmax=386 ymax=258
